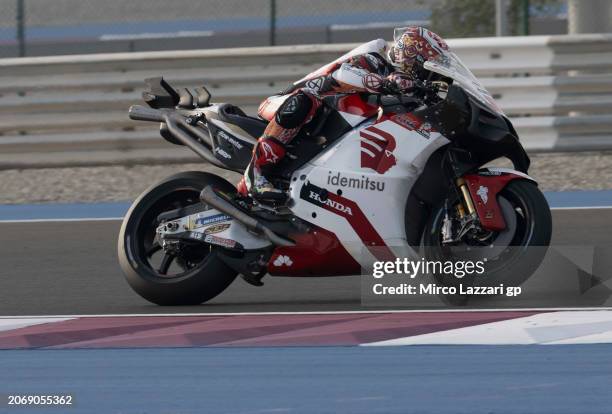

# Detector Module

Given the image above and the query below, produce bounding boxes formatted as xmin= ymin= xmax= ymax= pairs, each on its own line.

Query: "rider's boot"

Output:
xmin=241 ymin=136 xmax=287 ymax=202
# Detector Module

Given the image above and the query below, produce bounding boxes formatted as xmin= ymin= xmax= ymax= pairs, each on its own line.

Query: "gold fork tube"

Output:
xmin=456 ymin=178 xmax=476 ymax=215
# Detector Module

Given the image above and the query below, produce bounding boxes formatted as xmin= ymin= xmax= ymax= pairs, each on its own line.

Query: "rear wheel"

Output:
xmin=422 ymin=179 xmax=552 ymax=304
xmin=118 ymin=171 xmax=238 ymax=306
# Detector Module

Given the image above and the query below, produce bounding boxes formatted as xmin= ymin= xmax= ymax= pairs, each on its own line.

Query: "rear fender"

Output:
xmin=463 ymin=167 xmax=537 ymax=232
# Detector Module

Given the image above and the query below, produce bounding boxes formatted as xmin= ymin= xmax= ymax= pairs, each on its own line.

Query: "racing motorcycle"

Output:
xmin=118 ymin=40 xmax=552 ymax=305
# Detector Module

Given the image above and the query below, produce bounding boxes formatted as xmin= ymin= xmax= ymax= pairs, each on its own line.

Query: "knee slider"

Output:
xmin=275 ymin=92 xmax=313 ymax=129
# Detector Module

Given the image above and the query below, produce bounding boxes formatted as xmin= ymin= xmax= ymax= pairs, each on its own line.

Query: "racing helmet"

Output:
xmin=388 ymin=26 xmax=449 ymax=76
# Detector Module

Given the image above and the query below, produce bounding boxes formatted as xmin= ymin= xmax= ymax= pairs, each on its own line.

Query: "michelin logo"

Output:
xmin=194 ymin=213 xmax=231 ymax=227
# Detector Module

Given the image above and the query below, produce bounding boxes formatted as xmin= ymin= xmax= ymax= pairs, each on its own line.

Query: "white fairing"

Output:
xmin=289 ymin=119 xmax=449 ymax=266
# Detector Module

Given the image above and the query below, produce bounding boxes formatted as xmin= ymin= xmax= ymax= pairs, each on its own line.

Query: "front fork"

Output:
xmin=443 ymin=149 xmax=513 ymax=237
xmin=456 ymin=177 xmax=476 ymax=216
xmin=441 ymin=178 xmax=478 ymax=244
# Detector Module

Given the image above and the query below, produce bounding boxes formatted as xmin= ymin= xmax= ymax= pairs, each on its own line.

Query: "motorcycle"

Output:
xmin=118 ymin=41 xmax=552 ymax=306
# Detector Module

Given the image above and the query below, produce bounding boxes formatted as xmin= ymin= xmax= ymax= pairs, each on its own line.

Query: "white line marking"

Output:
xmin=100 ymin=30 xmax=214 ymax=41
xmin=0 ymin=217 xmax=123 ymax=223
xmin=549 ymin=206 xmax=612 ymax=210
xmin=364 ymin=310 xmax=612 ymax=346
xmin=2 ymin=307 xmax=612 ymax=320
xmin=0 ymin=317 xmax=74 ymax=333
xmin=1 ymin=206 xmax=610 ymax=224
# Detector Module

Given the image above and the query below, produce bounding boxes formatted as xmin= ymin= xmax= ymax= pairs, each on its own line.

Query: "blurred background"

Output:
xmin=1 ymin=0 xmax=612 ymax=205
xmin=0 ymin=0 xmax=591 ymax=58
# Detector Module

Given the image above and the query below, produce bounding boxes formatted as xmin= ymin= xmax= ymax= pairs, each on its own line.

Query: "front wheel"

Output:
xmin=422 ymin=179 xmax=552 ymax=301
xmin=118 ymin=171 xmax=238 ymax=306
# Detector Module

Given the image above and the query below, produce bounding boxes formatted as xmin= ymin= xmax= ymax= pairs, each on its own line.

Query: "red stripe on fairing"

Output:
xmin=360 ymin=141 xmax=381 ymax=154
xmin=321 ymin=192 xmax=396 ymax=261
xmin=360 ymin=130 xmax=387 ymax=143
xmin=367 ymin=126 xmax=396 ymax=146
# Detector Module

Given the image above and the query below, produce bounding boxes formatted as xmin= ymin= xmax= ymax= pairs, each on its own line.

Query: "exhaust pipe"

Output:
xmin=200 ymin=186 xmax=295 ymax=247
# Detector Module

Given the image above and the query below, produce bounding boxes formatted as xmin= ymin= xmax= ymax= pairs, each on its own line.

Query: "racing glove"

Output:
xmin=381 ymin=72 xmax=415 ymax=95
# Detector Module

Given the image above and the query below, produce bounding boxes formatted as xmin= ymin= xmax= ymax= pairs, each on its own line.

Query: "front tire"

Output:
xmin=118 ymin=171 xmax=238 ymax=306
xmin=422 ymin=179 xmax=552 ymax=302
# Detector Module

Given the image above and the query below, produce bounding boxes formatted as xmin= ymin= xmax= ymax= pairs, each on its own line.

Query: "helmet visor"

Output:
xmin=393 ymin=27 xmax=411 ymax=43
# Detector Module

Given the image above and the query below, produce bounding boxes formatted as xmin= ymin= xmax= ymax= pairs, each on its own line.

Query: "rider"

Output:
xmin=239 ymin=26 xmax=450 ymax=200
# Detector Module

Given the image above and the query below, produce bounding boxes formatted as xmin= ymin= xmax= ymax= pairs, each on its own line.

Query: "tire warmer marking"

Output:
xmin=300 ymin=182 xmax=395 ymax=262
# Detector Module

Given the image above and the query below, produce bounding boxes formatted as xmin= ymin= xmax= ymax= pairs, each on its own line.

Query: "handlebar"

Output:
xmin=379 ymin=79 xmax=443 ymax=108
xmin=128 ymin=105 xmax=166 ymax=122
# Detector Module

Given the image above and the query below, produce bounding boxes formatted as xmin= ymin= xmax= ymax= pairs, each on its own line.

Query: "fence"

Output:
xmin=0 ymin=0 xmax=569 ymax=58
xmin=0 ymin=0 xmax=431 ymax=58
xmin=0 ymin=33 xmax=611 ymax=168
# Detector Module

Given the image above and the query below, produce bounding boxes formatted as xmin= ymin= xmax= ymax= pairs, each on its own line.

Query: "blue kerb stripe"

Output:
xmin=0 ymin=190 xmax=611 ymax=220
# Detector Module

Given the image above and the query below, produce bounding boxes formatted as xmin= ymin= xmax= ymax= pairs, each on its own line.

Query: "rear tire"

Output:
xmin=118 ymin=171 xmax=238 ymax=306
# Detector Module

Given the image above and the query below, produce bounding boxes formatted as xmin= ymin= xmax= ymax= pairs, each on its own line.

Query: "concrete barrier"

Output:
xmin=0 ymin=34 xmax=611 ymax=168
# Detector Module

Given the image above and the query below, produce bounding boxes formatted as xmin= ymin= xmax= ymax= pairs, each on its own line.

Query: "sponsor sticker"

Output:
xmin=391 ymin=114 xmax=432 ymax=139
xmin=308 ymin=190 xmax=353 ymax=216
xmin=273 ymin=255 xmax=293 ymax=267
xmin=189 ymin=213 xmax=231 ymax=230
xmin=203 ymin=223 xmax=231 ymax=235
xmin=477 ymin=185 xmax=489 ymax=204
xmin=306 ymin=76 xmax=325 ymax=91
xmin=204 ymin=234 xmax=237 ymax=249
xmin=301 ymin=183 xmax=354 ymax=216
xmin=214 ymin=147 xmax=232 ymax=159
xmin=362 ymin=73 xmax=383 ymax=91
xmin=217 ymin=130 xmax=244 ymax=150
xmin=327 ymin=171 xmax=385 ymax=192
xmin=359 ymin=125 xmax=397 ymax=174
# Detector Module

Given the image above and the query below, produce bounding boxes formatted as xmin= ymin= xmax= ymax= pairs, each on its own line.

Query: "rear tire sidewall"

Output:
xmin=422 ymin=179 xmax=552 ymax=296
xmin=118 ymin=171 xmax=238 ymax=306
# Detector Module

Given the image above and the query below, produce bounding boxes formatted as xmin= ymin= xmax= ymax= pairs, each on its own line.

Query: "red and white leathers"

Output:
xmin=240 ymin=27 xmax=448 ymax=200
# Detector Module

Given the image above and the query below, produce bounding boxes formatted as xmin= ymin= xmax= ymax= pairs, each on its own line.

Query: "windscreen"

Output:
xmin=424 ymin=51 xmax=503 ymax=115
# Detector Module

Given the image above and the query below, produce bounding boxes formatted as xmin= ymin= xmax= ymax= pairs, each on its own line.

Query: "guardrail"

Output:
xmin=0 ymin=33 xmax=611 ymax=169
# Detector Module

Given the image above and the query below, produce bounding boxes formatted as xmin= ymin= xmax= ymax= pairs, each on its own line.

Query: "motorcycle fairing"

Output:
xmin=284 ymin=118 xmax=449 ymax=269
xmin=268 ymin=226 xmax=362 ymax=276
xmin=463 ymin=168 xmax=537 ymax=232
xmin=200 ymin=104 xmax=260 ymax=171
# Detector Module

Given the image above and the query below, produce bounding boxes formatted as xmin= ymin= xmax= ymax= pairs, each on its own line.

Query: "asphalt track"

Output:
xmin=1 ymin=196 xmax=612 ymax=414
xmin=2 ymin=345 xmax=612 ymax=414
xmin=1 ymin=203 xmax=611 ymax=316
